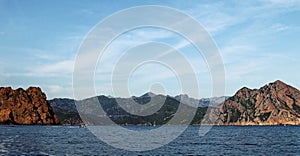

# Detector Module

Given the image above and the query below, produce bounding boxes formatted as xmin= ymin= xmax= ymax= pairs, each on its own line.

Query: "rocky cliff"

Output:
xmin=0 ymin=87 xmax=60 ymax=125
xmin=217 ymin=80 xmax=300 ymax=125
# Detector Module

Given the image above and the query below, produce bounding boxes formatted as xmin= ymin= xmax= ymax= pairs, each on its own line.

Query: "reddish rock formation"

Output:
xmin=0 ymin=87 xmax=60 ymax=125
xmin=217 ymin=80 xmax=300 ymax=125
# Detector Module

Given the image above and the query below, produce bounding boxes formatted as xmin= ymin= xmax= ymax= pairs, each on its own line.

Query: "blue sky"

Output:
xmin=0 ymin=0 xmax=300 ymax=99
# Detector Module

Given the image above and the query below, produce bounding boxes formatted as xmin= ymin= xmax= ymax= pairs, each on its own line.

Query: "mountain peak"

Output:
xmin=270 ymin=80 xmax=287 ymax=87
xmin=274 ymin=79 xmax=284 ymax=84
xmin=140 ymin=92 xmax=156 ymax=97
xmin=261 ymin=80 xmax=296 ymax=93
xmin=175 ymin=94 xmax=189 ymax=99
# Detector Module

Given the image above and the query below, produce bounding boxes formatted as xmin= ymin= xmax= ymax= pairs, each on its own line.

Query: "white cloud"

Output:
xmin=17 ymin=59 xmax=76 ymax=78
xmin=185 ymin=1 xmax=299 ymax=36
xmin=185 ymin=2 xmax=239 ymax=34
xmin=80 ymin=9 xmax=96 ymax=16
xmin=42 ymin=84 xmax=73 ymax=99
xmin=44 ymin=85 xmax=64 ymax=94
xmin=225 ymin=61 xmax=266 ymax=81
xmin=270 ymin=23 xmax=290 ymax=32
xmin=37 ymin=59 xmax=74 ymax=74
xmin=265 ymin=0 xmax=300 ymax=6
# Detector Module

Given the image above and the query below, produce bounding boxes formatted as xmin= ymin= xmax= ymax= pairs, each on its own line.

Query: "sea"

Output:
xmin=0 ymin=126 xmax=299 ymax=155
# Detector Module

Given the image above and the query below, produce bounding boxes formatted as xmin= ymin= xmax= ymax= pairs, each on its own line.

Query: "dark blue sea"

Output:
xmin=0 ymin=126 xmax=299 ymax=155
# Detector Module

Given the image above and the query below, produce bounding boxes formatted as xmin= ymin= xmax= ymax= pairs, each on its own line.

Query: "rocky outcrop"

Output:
xmin=217 ymin=80 xmax=300 ymax=125
xmin=0 ymin=87 xmax=60 ymax=125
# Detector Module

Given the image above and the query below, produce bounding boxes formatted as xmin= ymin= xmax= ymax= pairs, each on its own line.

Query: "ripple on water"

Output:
xmin=0 ymin=126 xmax=299 ymax=155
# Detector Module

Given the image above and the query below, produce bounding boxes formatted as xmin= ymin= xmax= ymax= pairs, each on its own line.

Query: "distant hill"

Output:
xmin=48 ymin=94 xmax=224 ymax=125
xmin=216 ymin=80 xmax=300 ymax=125
xmin=47 ymin=98 xmax=82 ymax=125
xmin=174 ymin=94 xmax=228 ymax=107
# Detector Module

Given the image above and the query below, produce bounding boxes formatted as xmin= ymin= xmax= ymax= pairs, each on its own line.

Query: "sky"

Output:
xmin=0 ymin=0 xmax=300 ymax=99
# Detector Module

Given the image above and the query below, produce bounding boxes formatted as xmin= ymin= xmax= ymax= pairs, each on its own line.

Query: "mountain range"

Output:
xmin=0 ymin=80 xmax=298 ymax=126
xmin=48 ymin=93 xmax=225 ymax=125
xmin=48 ymin=80 xmax=300 ymax=126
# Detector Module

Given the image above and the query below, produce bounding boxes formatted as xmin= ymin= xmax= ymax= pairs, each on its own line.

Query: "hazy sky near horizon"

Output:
xmin=0 ymin=0 xmax=300 ymax=99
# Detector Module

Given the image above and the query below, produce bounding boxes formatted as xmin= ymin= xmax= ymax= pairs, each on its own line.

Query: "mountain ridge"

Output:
xmin=47 ymin=80 xmax=300 ymax=126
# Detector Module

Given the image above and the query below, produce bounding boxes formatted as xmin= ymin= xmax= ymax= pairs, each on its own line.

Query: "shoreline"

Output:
xmin=0 ymin=124 xmax=299 ymax=127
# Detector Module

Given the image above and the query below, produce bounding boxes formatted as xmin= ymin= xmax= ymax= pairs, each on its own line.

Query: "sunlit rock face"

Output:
xmin=0 ymin=87 xmax=60 ymax=125
xmin=217 ymin=80 xmax=300 ymax=125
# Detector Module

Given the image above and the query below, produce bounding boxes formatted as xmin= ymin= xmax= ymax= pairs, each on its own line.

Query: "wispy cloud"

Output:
xmin=96 ymin=28 xmax=184 ymax=71
xmin=270 ymin=23 xmax=290 ymax=32
xmin=31 ymin=59 xmax=74 ymax=76
xmin=186 ymin=1 xmax=299 ymax=36
xmin=265 ymin=0 xmax=300 ymax=7
xmin=187 ymin=6 xmax=237 ymax=34
xmin=42 ymin=84 xmax=72 ymax=99
xmin=80 ymin=8 xmax=96 ymax=16
xmin=1 ymin=57 xmax=75 ymax=78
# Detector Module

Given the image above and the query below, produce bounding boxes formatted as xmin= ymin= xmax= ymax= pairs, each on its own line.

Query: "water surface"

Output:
xmin=0 ymin=126 xmax=299 ymax=155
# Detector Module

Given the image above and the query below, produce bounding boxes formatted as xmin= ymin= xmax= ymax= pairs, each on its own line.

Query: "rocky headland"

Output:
xmin=0 ymin=87 xmax=60 ymax=125
xmin=216 ymin=80 xmax=300 ymax=125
